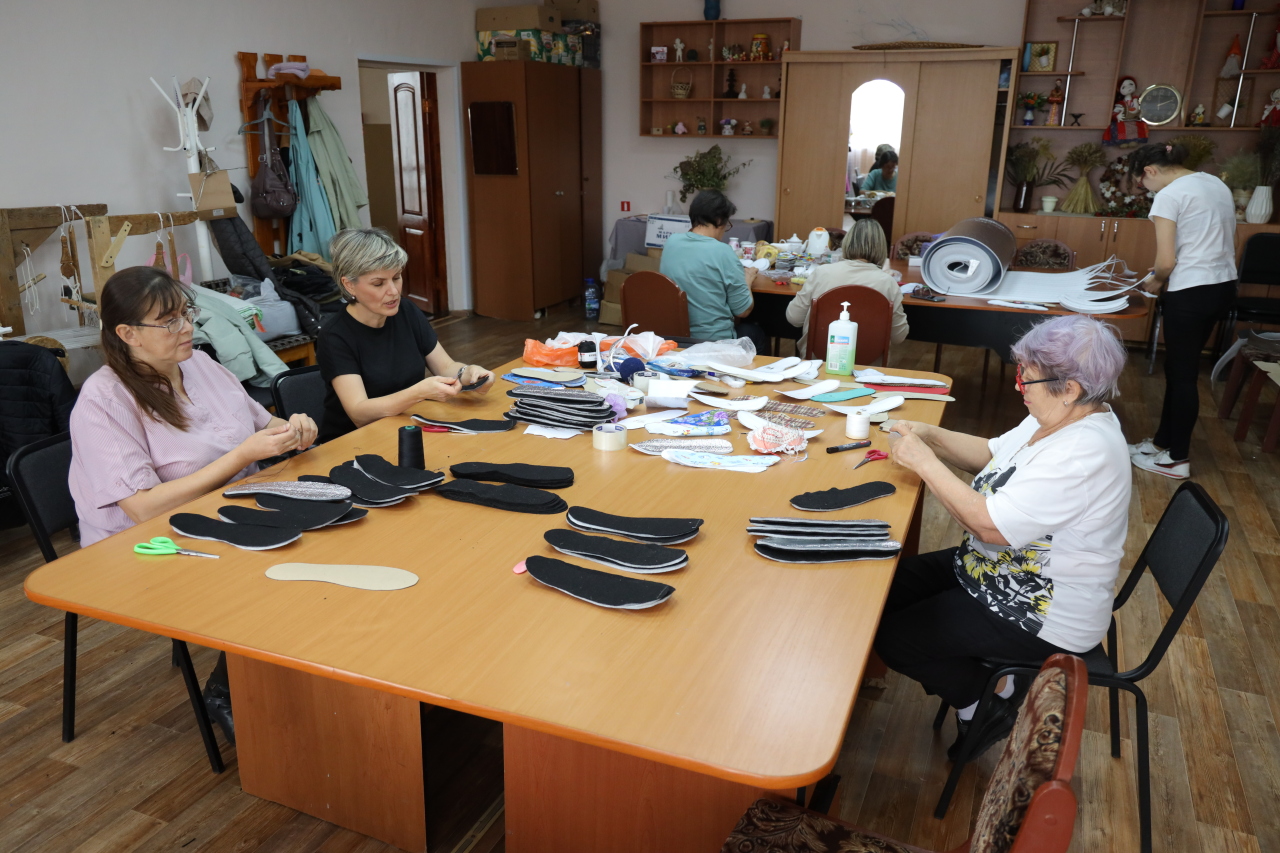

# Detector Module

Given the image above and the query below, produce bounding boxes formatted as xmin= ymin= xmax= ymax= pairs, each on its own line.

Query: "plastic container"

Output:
xmin=825 ymin=301 xmax=857 ymax=376
xmin=584 ymin=278 xmax=600 ymax=319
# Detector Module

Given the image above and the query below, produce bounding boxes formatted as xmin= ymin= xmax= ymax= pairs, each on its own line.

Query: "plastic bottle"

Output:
xmin=825 ymin=301 xmax=857 ymax=376
xmin=584 ymin=278 xmax=600 ymax=320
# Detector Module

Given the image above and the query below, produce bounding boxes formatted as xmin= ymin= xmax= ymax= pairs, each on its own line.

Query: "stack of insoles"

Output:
xmin=449 ymin=462 xmax=574 ymax=489
xmin=299 ymin=456 xmax=444 ymax=508
xmin=411 ymin=414 xmax=515 ymax=434
xmin=435 ymin=480 xmax=568 ymax=514
xmin=504 ymin=387 xmax=618 ymax=430
xmin=747 ymin=517 xmax=902 ymax=563
xmin=544 ymin=528 xmax=687 ymax=572
xmin=566 ymin=506 xmax=703 ymax=545
xmin=790 ymin=481 xmax=896 ymax=511
xmin=521 ymin=556 xmax=675 ymax=610
xmin=174 ymin=480 xmax=361 ymax=550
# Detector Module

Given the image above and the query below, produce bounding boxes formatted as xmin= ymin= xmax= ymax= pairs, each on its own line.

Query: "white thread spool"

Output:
xmin=846 ymin=412 xmax=871 ymax=440
xmin=593 ymin=423 xmax=628 ymax=451
xmin=632 ymin=370 xmax=660 ymax=394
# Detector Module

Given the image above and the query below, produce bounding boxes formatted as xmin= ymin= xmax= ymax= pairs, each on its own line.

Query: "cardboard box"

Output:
xmin=625 ymin=252 xmax=661 ymax=273
xmin=476 ymin=4 xmax=560 ymax=31
xmin=550 ymin=0 xmax=599 ymax=21
xmin=476 ymin=29 xmax=547 ymax=61
xmin=187 ymin=171 xmax=239 ymax=220
xmin=605 ymin=268 xmax=628 ymax=303
xmin=646 ymin=247 xmax=663 ymax=258
xmin=598 ymin=300 xmax=623 ymax=326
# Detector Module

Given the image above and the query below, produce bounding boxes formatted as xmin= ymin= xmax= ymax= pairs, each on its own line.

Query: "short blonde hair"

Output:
xmin=841 ymin=219 xmax=888 ymax=266
xmin=329 ymin=228 xmax=408 ymax=296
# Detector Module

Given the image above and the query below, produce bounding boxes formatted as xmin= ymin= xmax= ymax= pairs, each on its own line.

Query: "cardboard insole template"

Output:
xmin=266 ymin=563 xmax=419 ymax=590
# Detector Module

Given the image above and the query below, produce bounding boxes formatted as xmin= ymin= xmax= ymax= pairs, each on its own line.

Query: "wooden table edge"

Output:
xmin=23 ymin=580 xmax=843 ymax=789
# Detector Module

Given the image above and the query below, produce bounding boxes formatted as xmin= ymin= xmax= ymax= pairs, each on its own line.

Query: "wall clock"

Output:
xmin=1140 ymin=84 xmax=1182 ymax=126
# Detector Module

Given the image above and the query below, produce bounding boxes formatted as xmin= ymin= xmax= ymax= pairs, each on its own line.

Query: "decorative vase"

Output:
xmin=1246 ymin=185 xmax=1274 ymax=223
xmin=1013 ymin=181 xmax=1036 ymax=213
xmin=704 ymin=0 xmax=720 ymax=20
xmin=1041 ymin=195 xmax=1060 ymax=212
xmin=1023 ymin=107 xmax=1035 ymax=125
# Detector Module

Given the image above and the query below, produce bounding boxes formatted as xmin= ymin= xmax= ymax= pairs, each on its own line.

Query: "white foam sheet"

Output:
xmin=618 ymin=410 xmax=687 ymax=429
xmin=778 ymin=379 xmax=841 ymax=400
xmin=921 ymin=234 xmax=1008 ymax=294
xmin=824 ymin=395 xmax=905 ymax=416
xmin=689 ymin=391 xmax=768 ymax=410
xmin=704 ymin=360 xmax=813 ymax=382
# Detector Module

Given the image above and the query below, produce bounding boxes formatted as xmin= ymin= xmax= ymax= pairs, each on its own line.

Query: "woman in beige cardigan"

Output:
xmin=785 ymin=219 xmax=909 ymax=355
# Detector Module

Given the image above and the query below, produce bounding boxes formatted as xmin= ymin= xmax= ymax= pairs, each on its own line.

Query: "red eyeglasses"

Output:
xmin=1015 ymin=364 xmax=1059 ymax=394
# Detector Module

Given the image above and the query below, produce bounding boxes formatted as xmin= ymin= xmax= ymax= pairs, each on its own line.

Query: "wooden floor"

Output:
xmin=2 ymin=302 xmax=1278 ymax=852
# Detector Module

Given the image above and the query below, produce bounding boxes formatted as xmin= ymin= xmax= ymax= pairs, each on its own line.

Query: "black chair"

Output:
xmin=932 ymin=481 xmax=1229 ymax=853
xmin=271 ymin=364 xmax=325 ymax=429
xmin=1222 ymin=232 xmax=1280 ymax=348
xmin=6 ymin=433 xmax=225 ymax=773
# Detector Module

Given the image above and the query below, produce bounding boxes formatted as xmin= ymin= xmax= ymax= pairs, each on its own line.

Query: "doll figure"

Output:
xmin=1262 ymin=88 xmax=1280 ymax=127
xmin=697 ymin=115 xmax=707 ymax=135
xmin=673 ymin=39 xmax=685 ymax=62
xmin=674 ymin=121 xmax=689 ymax=135
xmin=742 ymin=121 xmax=754 ymax=135
xmin=1045 ymin=79 xmax=1065 ymax=126
xmin=1102 ymin=76 xmax=1148 ymax=147
xmin=763 ymin=85 xmax=772 ymax=99
xmin=720 ymin=118 xmax=737 ymax=136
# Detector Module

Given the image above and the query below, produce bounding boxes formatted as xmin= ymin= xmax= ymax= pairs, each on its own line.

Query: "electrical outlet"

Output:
xmin=621 ymin=201 xmax=631 ymax=212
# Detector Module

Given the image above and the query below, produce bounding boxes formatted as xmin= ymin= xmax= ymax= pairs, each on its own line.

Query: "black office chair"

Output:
xmin=932 ymin=481 xmax=1229 ymax=853
xmin=6 ymin=433 xmax=225 ymax=773
xmin=1222 ymin=232 xmax=1280 ymax=347
xmin=271 ymin=365 xmax=325 ymax=431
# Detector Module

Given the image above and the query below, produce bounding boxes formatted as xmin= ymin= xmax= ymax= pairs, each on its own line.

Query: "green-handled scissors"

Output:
xmin=134 ymin=537 xmax=219 ymax=559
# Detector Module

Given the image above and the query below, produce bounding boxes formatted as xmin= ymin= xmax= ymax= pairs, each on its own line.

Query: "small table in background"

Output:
xmin=607 ymin=215 xmax=773 ymax=265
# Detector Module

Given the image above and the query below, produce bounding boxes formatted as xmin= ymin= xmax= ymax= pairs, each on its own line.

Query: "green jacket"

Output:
xmin=188 ymin=286 xmax=287 ymax=387
xmin=307 ymin=96 xmax=368 ymax=231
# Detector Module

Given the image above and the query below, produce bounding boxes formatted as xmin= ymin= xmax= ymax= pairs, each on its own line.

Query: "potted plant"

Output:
xmin=1018 ymin=91 xmax=1047 ymax=126
xmin=760 ymin=118 xmax=776 ymax=136
xmin=669 ymin=145 xmax=753 ymax=202
xmin=1220 ymin=150 xmax=1262 ymax=221
xmin=1005 ymin=137 xmax=1070 ymax=213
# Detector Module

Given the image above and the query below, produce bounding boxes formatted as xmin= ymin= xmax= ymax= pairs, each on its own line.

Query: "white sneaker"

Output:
xmin=1128 ymin=438 xmax=1161 ymax=457
xmin=1131 ymin=449 xmax=1190 ymax=479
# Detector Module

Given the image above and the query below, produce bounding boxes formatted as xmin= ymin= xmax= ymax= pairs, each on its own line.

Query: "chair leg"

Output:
xmin=1235 ymin=367 xmax=1267 ymax=442
xmin=172 ymin=640 xmax=225 ymax=774
xmin=1124 ymin=682 xmax=1153 ymax=853
xmin=934 ymin=668 xmax=1013 ymax=819
xmin=933 ymin=698 xmax=950 ymax=731
xmin=808 ymin=773 xmax=841 ymax=815
xmin=933 ymin=343 xmax=943 ymax=373
xmin=980 ymin=350 xmax=990 ymax=399
xmin=61 ymin=612 xmax=78 ymax=743
xmin=1147 ymin=304 xmax=1162 ymax=376
xmin=1219 ymin=352 xmax=1250 ymax=419
xmin=1108 ymin=622 xmax=1121 ymax=759
xmin=1263 ymin=391 xmax=1280 ymax=453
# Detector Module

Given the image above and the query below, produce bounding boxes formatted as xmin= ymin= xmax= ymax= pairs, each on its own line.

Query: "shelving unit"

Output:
xmin=638 ymin=18 xmax=801 ymax=140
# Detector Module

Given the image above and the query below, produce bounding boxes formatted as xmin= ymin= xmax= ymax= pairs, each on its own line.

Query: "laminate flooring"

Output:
xmin=1 ymin=303 xmax=1277 ymax=852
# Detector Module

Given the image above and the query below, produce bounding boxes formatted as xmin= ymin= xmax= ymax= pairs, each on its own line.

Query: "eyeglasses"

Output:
xmin=1015 ymin=364 xmax=1059 ymax=394
xmin=131 ymin=306 xmax=200 ymax=335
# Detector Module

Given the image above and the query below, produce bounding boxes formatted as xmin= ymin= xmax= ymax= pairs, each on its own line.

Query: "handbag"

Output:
xmin=250 ymin=95 xmax=298 ymax=219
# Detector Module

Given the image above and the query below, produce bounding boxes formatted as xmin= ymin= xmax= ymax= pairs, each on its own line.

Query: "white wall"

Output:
xmin=598 ymin=0 xmax=1027 ymax=229
xmin=2 ymin=0 xmax=505 ymax=334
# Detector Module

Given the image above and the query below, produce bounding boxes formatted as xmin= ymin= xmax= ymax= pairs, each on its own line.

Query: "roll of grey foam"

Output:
xmin=920 ymin=218 xmax=1017 ymax=295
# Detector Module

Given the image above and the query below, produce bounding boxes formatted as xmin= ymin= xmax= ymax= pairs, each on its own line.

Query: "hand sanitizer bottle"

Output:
xmin=825 ymin=301 xmax=857 ymax=376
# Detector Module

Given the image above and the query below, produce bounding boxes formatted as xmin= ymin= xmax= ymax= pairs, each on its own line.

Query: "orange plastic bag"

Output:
xmin=522 ymin=339 xmax=581 ymax=367
xmin=601 ymin=337 xmax=678 ymax=359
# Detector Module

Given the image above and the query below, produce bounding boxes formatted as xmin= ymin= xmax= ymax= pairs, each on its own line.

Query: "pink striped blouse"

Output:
xmin=69 ymin=350 xmax=273 ymax=546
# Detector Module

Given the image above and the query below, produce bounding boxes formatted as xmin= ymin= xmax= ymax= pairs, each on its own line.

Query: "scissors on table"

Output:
xmin=133 ymin=537 xmax=219 ymax=558
xmin=853 ymin=449 xmax=889 ymax=470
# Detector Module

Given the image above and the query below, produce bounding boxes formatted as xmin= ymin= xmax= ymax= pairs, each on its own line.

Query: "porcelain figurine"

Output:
xmin=762 ymin=85 xmax=772 ymax=99
xmin=674 ymin=121 xmax=689 ymax=135
xmin=673 ymin=38 xmax=685 ymax=62
xmin=738 ymin=83 xmax=748 ymax=99
xmin=697 ymin=116 xmax=707 ymax=135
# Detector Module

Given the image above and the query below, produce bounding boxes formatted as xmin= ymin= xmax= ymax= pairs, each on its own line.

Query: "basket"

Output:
xmin=670 ymin=67 xmax=693 ymax=99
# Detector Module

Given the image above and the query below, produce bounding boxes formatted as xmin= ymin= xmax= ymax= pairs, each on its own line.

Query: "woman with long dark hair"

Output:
xmin=1126 ymin=142 xmax=1237 ymax=479
xmin=68 ymin=267 xmax=318 ymax=742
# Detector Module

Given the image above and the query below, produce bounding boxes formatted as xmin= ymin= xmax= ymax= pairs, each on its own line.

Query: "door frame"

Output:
xmin=388 ymin=71 xmax=449 ymax=315
xmin=776 ymin=48 xmax=1019 ymax=239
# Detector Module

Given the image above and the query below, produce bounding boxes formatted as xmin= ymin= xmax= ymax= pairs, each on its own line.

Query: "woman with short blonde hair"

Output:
xmin=784 ymin=218 xmax=908 ymax=354
xmin=317 ymin=227 xmax=494 ymax=442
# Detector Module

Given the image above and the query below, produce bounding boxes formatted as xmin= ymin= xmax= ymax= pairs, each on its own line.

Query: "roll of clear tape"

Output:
xmin=632 ymin=370 xmax=660 ymax=394
xmin=593 ymin=423 xmax=628 ymax=451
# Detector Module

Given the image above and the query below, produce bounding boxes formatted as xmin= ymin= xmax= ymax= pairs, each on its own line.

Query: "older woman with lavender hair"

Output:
xmin=874 ymin=314 xmax=1131 ymax=760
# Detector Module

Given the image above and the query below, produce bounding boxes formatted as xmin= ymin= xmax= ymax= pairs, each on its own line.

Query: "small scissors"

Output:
xmin=133 ymin=537 xmax=219 ymax=558
xmin=853 ymin=449 xmax=889 ymax=470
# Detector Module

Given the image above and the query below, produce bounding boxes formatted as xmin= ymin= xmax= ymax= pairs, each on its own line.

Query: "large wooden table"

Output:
xmin=25 ymin=357 xmax=951 ymax=853
xmin=750 ymin=258 xmax=1151 ymax=359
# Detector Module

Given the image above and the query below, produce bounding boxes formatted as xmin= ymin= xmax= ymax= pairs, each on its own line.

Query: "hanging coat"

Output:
xmin=306 ymin=96 xmax=369 ymax=231
xmin=287 ymin=99 xmax=337 ymax=258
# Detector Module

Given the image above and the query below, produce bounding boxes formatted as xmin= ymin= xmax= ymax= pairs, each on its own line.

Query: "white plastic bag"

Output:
xmin=666 ymin=336 xmax=757 ymax=368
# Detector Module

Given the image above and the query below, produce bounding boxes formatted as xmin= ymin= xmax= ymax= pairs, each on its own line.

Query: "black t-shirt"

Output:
xmin=317 ymin=302 xmax=439 ymax=442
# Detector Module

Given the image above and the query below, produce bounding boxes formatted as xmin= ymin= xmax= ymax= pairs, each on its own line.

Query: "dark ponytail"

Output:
xmin=1128 ymin=142 xmax=1189 ymax=178
xmin=99 ymin=267 xmax=193 ymax=430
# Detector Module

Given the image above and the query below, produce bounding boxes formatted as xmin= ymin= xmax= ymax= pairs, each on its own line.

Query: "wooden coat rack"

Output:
xmin=236 ymin=52 xmax=342 ymax=256
xmin=81 ymin=211 xmax=201 ymax=292
xmin=0 ymin=205 xmax=107 ymax=336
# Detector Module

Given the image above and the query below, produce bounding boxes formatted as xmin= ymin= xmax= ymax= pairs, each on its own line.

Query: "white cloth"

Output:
xmin=954 ymin=408 xmax=1131 ymax=651
xmin=1147 ymin=171 xmax=1237 ymax=292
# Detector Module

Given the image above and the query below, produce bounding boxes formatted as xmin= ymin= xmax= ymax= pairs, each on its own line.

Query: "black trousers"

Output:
xmin=872 ymin=548 xmax=1066 ymax=708
xmin=734 ymin=319 xmax=770 ymax=355
xmin=1154 ymin=280 xmax=1237 ymax=461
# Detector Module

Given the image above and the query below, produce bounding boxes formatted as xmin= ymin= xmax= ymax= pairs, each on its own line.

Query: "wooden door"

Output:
xmin=389 ymin=71 xmax=448 ymax=315
xmin=580 ymin=68 xmax=604 ymax=289
xmin=526 ymin=63 xmax=581 ymax=310
xmin=776 ymin=62 xmax=852 ymax=239
xmin=1054 ymin=215 xmax=1111 ymax=268
xmin=997 ymin=211 xmax=1056 ymax=248
xmin=900 ymin=60 xmax=1003 ymax=236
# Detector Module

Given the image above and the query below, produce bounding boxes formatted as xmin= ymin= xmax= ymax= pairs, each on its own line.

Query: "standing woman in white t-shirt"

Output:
xmin=1127 ymin=143 xmax=1237 ymax=479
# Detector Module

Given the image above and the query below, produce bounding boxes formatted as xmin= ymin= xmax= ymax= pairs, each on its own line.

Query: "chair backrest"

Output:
xmin=5 ymin=432 xmax=76 ymax=564
xmin=271 ymin=365 xmax=326 ymax=430
xmin=1111 ymin=481 xmax=1229 ymax=682
xmin=804 ymin=285 xmax=893 ymax=366
xmin=1240 ymin=232 xmax=1280 ymax=286
xmin=870 ymin=196 xmax=896 ymax=243
xmin=1014 ymin=238 xmax=1077 ymax=271
xmin=620 ymin=271 xmax=691 ymax=338
xmin=969 ymin=653 xmax=1088 ymax=853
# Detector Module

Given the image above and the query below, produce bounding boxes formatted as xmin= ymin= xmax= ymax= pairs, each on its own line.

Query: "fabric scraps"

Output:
xmin=660 ymin=450 xmax=781 ymax=473
xmin=746 ymin=422 xmax=808 ymax=455
xmin=735 ymin=398 xmax=826 ymax=419
xmin=644 ymin=409 xmax=732 ymax=436
xmin=630 ymin=438 xmax=734 ymax=456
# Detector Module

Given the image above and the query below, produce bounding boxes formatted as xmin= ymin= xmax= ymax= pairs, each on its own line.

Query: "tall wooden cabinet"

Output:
xmin=462 ymin=61 xmax=602 ymax=321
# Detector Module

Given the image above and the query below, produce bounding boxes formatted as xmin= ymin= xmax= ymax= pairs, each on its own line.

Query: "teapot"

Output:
xmin=785 ymin=233 xmax=804 ymax=253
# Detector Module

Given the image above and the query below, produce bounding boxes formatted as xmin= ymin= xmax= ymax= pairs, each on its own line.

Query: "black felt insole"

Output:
xmin=299 ymin=475 xmax=405 ymax=507
xmin=354 ymin=454 xmax=445 ymax=489
xmin=434 ymin=480 xmax=568 ymax=514
xmin=217 ymin=500 xmax=351 ymax=530
xmin=451 ymin=462 xmax=574 ymax=489
xmin=523 ymin=556 xmax=675 ymax=609
xmin=169 ymin=513 xmax=301 ymax=550
xmin=790 ymin=481 xmax=897 ymax=512
xmin=544 ymin=529 xmax=686 ymax=572
xmin=411 ymin=415 xmax=515 ymax=433
xmin=754 ymin=538 xmax=902 ymax=564
xmin=747 ymin=526 xmax=891 ymax=539
xmin=328 ymin=466 xmax=418 ymax=503
xmin=750 ymin=517 xmax=891 ymax=529
xmin=565 ymin=507 xmax=703 ymax=543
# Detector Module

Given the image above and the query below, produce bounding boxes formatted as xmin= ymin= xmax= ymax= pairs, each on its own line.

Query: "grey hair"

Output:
xmin=1011 ymin=314 xmax=1127 ymax=405
xmin=841 ymin=218 xmax=888 ymax=267
xmin=329 ymin=228 xmax=408 ymax=297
